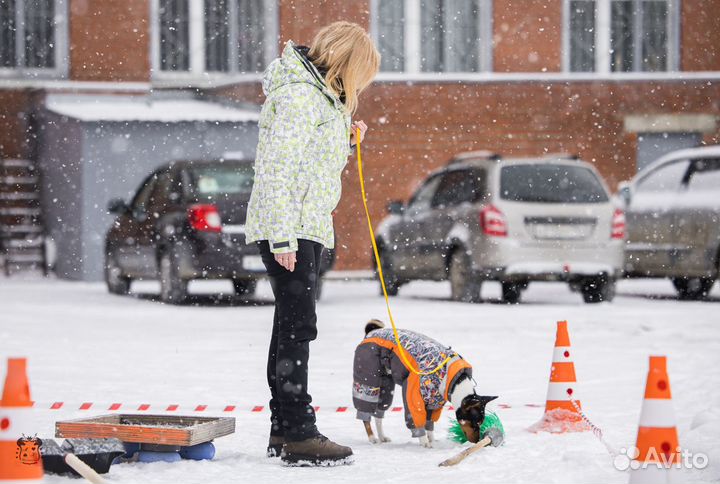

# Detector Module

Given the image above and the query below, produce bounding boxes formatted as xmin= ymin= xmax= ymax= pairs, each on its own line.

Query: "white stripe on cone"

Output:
xmin=638 ymin=399 xmax=677 ymax=428
xmin=551 ymin=346 xmax=574 ymax=363
xmin=546 ymin=382 xmax=578 ymax=401
xmin=0 ymin=408 xmax=38 ymax=437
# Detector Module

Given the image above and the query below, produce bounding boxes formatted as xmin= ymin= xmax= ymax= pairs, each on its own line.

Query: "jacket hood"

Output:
xmin=262 ymin=40 xmax=345 ymax=111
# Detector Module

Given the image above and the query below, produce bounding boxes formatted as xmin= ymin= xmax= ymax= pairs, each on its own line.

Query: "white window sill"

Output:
xmin=151 ymin=72 xmax=264 ymax=89
xmin=0 ymin=78 xmax=150 ymax=90
xmin=373 ymin=71 xmax=720 ymax=83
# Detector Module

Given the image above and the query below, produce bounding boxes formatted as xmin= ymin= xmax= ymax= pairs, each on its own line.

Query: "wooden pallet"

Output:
xmin=56 ymin=414 xmax=235 ymax=447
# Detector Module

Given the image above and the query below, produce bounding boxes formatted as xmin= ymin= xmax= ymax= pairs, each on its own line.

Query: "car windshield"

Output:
xmin=189 ymin=164 xmax=254 ymax=197
xmin=500 ymin=164 xmax=609 ymax=203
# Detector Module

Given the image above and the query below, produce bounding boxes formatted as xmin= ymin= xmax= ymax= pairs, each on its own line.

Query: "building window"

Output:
xmin=154 ymin=0 xmax=277 ymax=78
xmin=568 ymin=1 xmax=596 ymax=72
xmin=0 ymin=0 xmax=68 ymax=76
xmin=611 ymin=0 xmax=668 ymax=72
xmin=375 ymin=0 xmax=405 ymax=71
xmin=372 ymin=0 xmax=492 ymax=74
xmin=159 ymin=0 xmax=190 ymax=71
xmin=205 ymin=0 xmax=230 ymax=72
xmin=236 ymin=0 xmax=266 ymax=73
xmin=565 ymin=0 xmax=679 ymax=73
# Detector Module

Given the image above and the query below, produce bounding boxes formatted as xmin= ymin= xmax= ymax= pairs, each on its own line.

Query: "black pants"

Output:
xmin=258 ymin=239 xmax=324 ymax=442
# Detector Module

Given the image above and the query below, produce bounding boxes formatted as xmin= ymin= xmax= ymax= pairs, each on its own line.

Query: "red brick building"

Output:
xmin=1 ymin=0 xmax=718 ymax=272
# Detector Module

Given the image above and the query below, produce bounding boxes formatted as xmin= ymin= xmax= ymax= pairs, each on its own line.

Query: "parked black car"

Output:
xmin=104 ymin=159 xmax=335 ymax=303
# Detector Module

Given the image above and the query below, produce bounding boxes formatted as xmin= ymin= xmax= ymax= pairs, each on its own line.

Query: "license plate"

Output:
xmin=532 ymin=224 xmax=590 ymax=240
xmin=242 ymin=256 xmax=266 ymax=271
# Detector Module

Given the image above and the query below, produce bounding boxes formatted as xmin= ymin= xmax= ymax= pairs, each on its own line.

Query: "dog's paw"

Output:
xmin=368 ymin=436 xmax=380 ymax=444
xmin=379 ymin=435 xmax=392 ymax=443
xmin=418 ymin=436 xmax=433 ymax=448
xmin=427 ymin=431 xmax=435 ymax=443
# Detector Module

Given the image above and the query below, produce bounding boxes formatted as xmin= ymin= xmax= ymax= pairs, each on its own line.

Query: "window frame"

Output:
xmin=635 ymin=159 xmax=691 ymax=194
xmin=562 ymin=0 xmax=681 ymax=74
xmin=685 ymin=158 xmax=720 ymax=192
xmin=0 ymin=0 xmax=69 ymax=79
xmin=407 ymin=173 xmax=443 ymax=213
xmin=369 ymin=0 xmax=493 ymax=75
xmin=150 ymin=0 xmax=279 ymax=85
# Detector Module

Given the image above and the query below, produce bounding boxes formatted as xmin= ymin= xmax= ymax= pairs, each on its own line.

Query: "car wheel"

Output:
xmin=376 ymin=245 xmax=400 ymax=297
xmin=581 ymin=276 xmax=616 ymax=303
xmin=672 ymin=277 xmax=715 ymax=300
xmin=105 ymin=250 xmax=131 ymax=295
xmin=159 ymin=250 xmax=188 ymax=304
xmin=449 ymin=249 xmax=481 ymax=303
xmin=501 ymin=282 xmax=523 ymax=304
xmin=232 ymin=279 xmax=257 ymax=297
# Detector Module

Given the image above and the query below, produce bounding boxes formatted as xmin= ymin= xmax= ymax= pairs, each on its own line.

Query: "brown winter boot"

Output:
xmin=280 ymin=434 xmax=353 ymax=466
xmin=267 ymin=435 xmax=285 ymax=457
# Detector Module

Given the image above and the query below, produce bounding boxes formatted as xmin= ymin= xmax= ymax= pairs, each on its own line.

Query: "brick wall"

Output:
xmin=493 ymin=0 xmax=562 ymax=72
xmin=278 ymin=0 xmax=369 ymax=49
xmin=333 ymin=79 xmax=720 ymax=269
xmin=69 ymin=0 xmax=150 ymax=82
xmin=1 ymin=0 xmax=718 ymax=273
xmin=681 ymin=0 xmax=720 ymax=71
xmin=0 ymin=90 xmax=35 ymax=159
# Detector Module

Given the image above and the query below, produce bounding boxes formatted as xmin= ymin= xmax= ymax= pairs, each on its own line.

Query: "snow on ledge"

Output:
xmin=44 ymin=94 xmax=260 ymax=123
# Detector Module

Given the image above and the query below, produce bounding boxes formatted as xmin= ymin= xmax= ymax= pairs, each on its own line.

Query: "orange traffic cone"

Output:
xmin=529 ymin=320 xmax=590 ymax=433
xmin=629 ymin=356 xmax=680 ymax=483
xmin=0 ymin=358 xmax=44 ymax=481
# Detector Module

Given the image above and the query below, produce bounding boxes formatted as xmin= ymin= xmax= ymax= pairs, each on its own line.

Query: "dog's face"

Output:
xmin=455 ymin=395 xmax=498 ymax=443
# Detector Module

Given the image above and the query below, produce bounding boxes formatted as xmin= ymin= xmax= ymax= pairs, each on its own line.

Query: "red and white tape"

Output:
xmin=29 ymin=402 xmax=540 ymax=413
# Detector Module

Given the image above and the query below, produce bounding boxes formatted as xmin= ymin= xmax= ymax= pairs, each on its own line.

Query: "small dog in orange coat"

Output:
xmin=352 ymin=320 xmax=497 ymax=447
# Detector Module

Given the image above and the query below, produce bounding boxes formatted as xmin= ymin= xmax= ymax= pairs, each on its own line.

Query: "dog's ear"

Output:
xmin=478 ymin=395 xmax=498 ymax=405
xmin=457 ymin=394 xmax=498 ymax=424
xmin=364 ymin=319 xmax=385 ymax=335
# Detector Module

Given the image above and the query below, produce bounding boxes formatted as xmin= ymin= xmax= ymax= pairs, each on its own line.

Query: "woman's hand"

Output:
xmin=350 ymin=120 xmax=368 ymax=146
xmin=275 ymin=252 xmax=297 ymax=272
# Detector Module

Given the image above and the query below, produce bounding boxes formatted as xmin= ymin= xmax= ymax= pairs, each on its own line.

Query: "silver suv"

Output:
xmin=619 ymin=145 xmax=720 ymax=299
xmin=374 ymin=152 xmax=624 ymax=303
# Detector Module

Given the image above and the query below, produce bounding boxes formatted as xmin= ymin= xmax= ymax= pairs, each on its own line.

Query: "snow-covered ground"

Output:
xmin=1 ymin=275 xmax=719 ymax=484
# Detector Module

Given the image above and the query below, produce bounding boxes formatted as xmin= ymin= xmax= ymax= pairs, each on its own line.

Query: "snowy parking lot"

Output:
xmin=1 ymin=275 xmax=719 ymax=483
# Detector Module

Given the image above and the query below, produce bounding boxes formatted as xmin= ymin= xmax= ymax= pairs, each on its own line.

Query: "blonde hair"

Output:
xmin=308 ymin=21 xmax=380 ymax=115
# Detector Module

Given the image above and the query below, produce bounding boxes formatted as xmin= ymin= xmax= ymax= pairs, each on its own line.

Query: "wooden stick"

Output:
xmin=64 ymin=453 xmax=106 ymax=484
xmin=438 ymin=436 xmax=492 ymax=467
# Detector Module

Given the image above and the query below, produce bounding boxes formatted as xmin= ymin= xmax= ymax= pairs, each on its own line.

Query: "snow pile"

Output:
xmin=0 ymin=276 xmax=718 ymax=483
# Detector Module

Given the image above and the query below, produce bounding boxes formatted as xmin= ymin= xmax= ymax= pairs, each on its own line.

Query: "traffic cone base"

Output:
xmin=528 ymin=407 xmax=591 ymax=433
xmin=529 ymin=321 xmax=590 ymax=434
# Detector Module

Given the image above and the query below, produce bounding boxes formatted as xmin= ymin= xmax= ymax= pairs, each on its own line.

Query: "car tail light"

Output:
xmin=188 ymin=204 xmax=222 ymax=233
xmin=480 ymin=205 xmax=508 ymax=237
xmin=611 ymin=208 xmax=625 ymax=239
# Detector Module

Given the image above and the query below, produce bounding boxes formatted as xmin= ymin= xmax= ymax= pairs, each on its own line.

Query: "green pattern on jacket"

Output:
xmin=245 ymin=40 xmax=352 ymax=253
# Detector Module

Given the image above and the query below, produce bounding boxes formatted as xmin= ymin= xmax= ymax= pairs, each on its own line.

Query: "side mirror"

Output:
xmin=107 ymin=198 xmax=129 ymax=215
xmin=387 ymin=200 xmax=404 ymax=215
xmin=617 ymin=181 xmax=632 ymax=206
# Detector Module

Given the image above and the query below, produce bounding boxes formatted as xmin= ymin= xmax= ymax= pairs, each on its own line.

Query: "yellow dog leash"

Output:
xmin=355 ymin=128 xmax=452 ymax=376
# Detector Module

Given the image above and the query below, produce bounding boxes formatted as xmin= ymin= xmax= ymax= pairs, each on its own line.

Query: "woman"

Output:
xmin=245 ymin=22 xmax=380 ymax=466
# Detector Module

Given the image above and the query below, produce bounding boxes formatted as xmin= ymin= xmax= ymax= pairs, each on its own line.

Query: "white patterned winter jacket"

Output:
xmin=245 ymin=40 xmax=352 ymax=254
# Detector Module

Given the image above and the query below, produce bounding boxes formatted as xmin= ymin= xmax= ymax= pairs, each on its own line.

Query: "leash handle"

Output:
xmin=356 ymin=128 xmax=452 ymax=376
